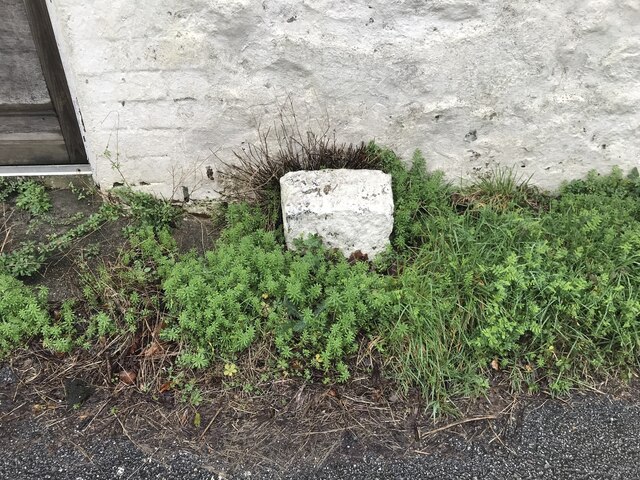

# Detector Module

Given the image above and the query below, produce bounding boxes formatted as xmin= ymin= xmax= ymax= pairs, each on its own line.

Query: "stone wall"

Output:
xmin=47 ymin=0 xmax=640 ymax=199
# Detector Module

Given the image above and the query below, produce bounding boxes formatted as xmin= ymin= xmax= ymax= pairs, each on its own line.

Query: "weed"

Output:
xmin=1 ymin=183 xmax=174 ymax=279
xmin=15 ymin=181 xmax=51 ymax=216
xmin=218 ymin=105 xmax=383 ymax=227
xmin=111 ymin=188 xmax=179 ymax=232
xmin=0 ymin=241 xmax=47 ymax=277
xmin=80 ymin=243 xmax=101 ymax=259
xmin=72 ymin=224 xmax=178 ymax=393
xmin=81 ymin=226 xmax=175 ymax=341
xmin=166 ymin=371 xmax=204 ymax=406
xmin=561 ymin=166 xmax=640 ymax=198
xmin=0 ymin=179 xmax=51 ymax=215
xmin=223 ymin=363 xmax=238 ymax=377
xmin=0 ymin=178 xmax=18 ymax=202
xmin=68 ymin=182 xmax=97 ymax=201
xmin=0 ymin=203 xmax=121 ymax=277
xmin=182 ymin=380 xmax=203 ymax=406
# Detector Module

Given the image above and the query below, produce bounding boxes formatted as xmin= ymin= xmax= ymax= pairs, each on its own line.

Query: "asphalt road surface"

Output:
xmin=2 ymin=394 xmax=640 ymax=479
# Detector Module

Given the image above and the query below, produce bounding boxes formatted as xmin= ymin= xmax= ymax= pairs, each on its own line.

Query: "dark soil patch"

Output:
xmin=2 ymin=189 xmax=131 ymax=303
xmin=0 ymin=348 xmax=517 ymax=475
xmin=1 ymin=189 xmax=219 ymax=302
xmin=172 ymin=212 xmax=218 ymax=255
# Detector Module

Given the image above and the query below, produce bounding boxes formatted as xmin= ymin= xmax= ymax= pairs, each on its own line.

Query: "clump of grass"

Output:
xmin=382 ymin=158 xmax=640 ymax=412
xmin=451 ymin=166 xmax=548 ymax=213
xmin=218 ymin=106 xmax=384 ymax=226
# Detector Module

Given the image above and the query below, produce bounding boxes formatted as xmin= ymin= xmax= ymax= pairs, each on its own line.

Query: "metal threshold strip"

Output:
xmin=0 ymin=164 xmax=92 ymax=176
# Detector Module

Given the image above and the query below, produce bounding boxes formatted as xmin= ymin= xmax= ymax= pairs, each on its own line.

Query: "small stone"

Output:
xmin=0 ymin=365 xmax=17 ymax=387
xmin=64 ymin=378 xmax=93 ymax=408
xmin=118 ymin=370 xmax=137 ymax=385
xmin=280 ymin=169 xmax=394 ymax=258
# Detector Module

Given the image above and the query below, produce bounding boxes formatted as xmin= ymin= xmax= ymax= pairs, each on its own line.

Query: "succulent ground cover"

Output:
xmin=2 ymin=148 xmax=640 ymax=472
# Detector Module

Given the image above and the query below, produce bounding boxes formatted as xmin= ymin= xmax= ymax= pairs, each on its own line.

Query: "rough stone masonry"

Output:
xmin=280 ymin=169 xmax=394 ymax=258
xmin=46 ymin=0 xmax=640 ymax=199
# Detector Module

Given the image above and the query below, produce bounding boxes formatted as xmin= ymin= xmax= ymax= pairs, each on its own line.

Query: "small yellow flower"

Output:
xmin=223 ymin=363 xmax=238 ymax=377
xmin=315 ymin=354 xmax=323 ymax=364
xmin=261 ymin=293 xmax=269 ymax=300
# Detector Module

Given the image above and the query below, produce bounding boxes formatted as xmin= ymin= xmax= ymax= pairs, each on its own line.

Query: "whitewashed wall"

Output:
xmin=47 ymin=0 xmax=640 ymax=199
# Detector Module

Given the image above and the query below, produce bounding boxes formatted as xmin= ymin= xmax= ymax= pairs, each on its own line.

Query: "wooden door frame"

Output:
xmin=22 ymin=0 xmax=87 ymax=164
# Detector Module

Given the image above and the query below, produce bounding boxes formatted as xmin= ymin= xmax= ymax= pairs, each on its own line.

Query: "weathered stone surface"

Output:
xmin=280 ymin=169 xmax=393 ymax=257
xmin=47 ymin=1 xmax=640 ymax=198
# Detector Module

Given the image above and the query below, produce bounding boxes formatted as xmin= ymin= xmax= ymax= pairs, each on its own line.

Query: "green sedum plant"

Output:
xmin=0 ymin=274 xmax=51 ymax=358
xmin=162 ymin=203 xmax=392 ymax=381
xmin=374 ymin=146 xmax=453 ymax=252
xmin=41 ymin=300 xmax=79 ymax=353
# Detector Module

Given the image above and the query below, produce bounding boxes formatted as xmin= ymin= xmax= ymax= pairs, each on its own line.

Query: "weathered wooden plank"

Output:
xmin=1 ymin=132 xmax=64 ymax=141
xmin=0 ymin=104 xmax=69 ymax=164
xmin=0 ymin=0 xmax=50 ymax=104
xmin=23 ymin=0 xmax=87 ymax=164
xmin=0 ymin=112 xmax=61 ymax=134
xmin=0 ymin=136 xmax=69 ymax=165
xmin=0 ymin=103 xmax=54 ymax=115
xmin=0 ymin=107 xmax=70 ymax=165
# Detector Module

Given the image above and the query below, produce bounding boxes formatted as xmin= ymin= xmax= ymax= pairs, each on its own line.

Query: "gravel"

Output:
xmin=0 ymin=366 xmax=17 ymax=387
xmin=1 ymin=395 xmax=639 ymax=479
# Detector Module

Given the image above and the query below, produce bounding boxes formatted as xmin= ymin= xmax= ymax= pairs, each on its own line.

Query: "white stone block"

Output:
xmin=280 ymin=169 xmax=394 ymax=258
